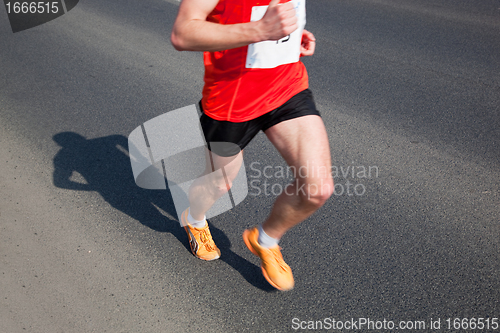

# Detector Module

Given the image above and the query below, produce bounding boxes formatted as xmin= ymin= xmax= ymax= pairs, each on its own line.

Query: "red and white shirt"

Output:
xmin=202 ymin=0 xmax=309 ymax=122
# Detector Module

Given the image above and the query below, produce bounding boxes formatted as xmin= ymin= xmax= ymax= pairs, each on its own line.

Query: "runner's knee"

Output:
xmin=210 ymin=176 xmax=231 ymax=196
xmin=298 ymin=177 xmax=334 ymax=208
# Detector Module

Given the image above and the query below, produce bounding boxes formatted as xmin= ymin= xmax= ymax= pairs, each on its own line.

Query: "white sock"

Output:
xmin=257 ymin=225 xmax=279 ymax=248
xmin=187 ymin=208 xmax=207 ymax=228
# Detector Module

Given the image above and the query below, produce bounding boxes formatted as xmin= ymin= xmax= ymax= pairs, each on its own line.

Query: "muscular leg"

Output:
xmin=262 ymin=115 xmax=334 ymax=239
xmin=188 ymin=148 xmax=243 ymax=221
xmin=183 ymin=147 xmax=243 ymax=261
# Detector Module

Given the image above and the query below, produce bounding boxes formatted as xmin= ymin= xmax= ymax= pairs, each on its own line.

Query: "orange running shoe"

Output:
xmin=182 ymin=209 xmax=221 ymax=261
xmin=242 ymin=227 xmax=294 ymax=291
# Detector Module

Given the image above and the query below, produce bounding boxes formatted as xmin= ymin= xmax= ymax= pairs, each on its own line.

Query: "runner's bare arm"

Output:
xmin=171 ymin=0 xmax=298 ymax=52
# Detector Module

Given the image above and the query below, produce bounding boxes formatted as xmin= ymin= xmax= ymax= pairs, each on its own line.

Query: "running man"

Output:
xmin=171 ymin=0 xmax=334 ymax=291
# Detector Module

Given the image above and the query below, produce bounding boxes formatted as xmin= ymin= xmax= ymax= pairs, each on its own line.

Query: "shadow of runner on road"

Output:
xmin=52 ymin=131 xmax=275 ymax=292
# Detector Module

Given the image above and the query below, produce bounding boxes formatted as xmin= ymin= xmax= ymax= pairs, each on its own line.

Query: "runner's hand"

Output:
xmin=259 ymin=0 xmax=298 ymax=41
xmin=300 ymin=29 xmax=316 ymax=56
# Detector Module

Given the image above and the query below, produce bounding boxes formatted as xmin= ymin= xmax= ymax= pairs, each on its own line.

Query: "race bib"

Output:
xmin=246 ymin=0 xmax=306 ymax=69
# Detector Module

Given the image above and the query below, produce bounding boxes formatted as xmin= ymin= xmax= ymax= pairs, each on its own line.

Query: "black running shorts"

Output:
xmin=199 ymin=89 xmax=321 ymax=157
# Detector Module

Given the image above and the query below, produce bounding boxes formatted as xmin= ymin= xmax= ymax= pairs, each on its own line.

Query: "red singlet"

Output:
xmin=202 ymin=0 xmax=309 ymax=122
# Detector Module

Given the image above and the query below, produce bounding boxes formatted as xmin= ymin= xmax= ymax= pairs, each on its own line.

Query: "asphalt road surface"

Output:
xmin=1 ymin=0 xmax=499 ymax=332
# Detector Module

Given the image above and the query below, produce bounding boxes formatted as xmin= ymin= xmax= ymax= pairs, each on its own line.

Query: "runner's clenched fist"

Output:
xmin=258 ymin=0 xmax=298 ymax=41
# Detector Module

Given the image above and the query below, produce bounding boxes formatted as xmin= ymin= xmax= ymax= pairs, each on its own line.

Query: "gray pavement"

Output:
xmin=1 ymin=0 xmax=499 ymax=332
